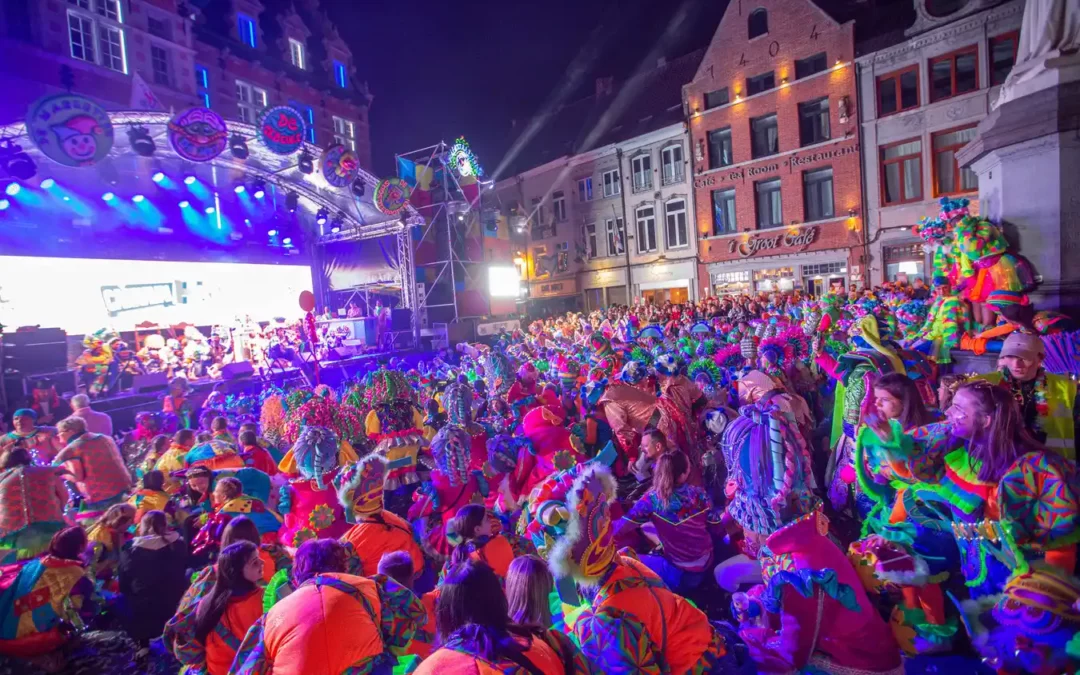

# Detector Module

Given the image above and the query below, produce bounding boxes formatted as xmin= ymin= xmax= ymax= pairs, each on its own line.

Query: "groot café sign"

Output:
xmin=728 ymin=226 xmax=818 ymax=257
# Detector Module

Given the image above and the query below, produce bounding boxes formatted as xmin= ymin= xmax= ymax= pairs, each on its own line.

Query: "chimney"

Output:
xmin=657 ymin=56 xmax=667 ymax=68
xmin=595 ymin=76 xmax=614 ymax=97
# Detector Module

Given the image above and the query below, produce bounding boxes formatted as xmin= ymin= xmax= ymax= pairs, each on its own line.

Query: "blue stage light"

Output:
xmin=5 ymin=183 xmax=21 ymax=196
xmin=0 ymin=199 xmax=9 ymax=211
xmin=234 ymin=184 xmax=245 ymax=194
xmin=179 ymin=200 xmax=191 ymax=208
xmin=152 ymin=171 xmax=166 ymax=183
xmin=102 ymin=192 xmax=116 ymax=201
xmin=244 ymin=218 xmax=252 ymax=225
xmin=132 ymin=194 xmax=145 ymax=203
xmin=204 ymin=206 xmax=216 ymax=214
xmin=268 ymin=229 xmax=278 ymax=237
xmin=283 ymin=237 xmax=292 ymax=246
xmin=40 ymin=178 xmax=55 ymax=189
xmin=62 ymin=196 xmax=71 ymax=202
xmin=184 ymin=175 xmax=196 ymax=185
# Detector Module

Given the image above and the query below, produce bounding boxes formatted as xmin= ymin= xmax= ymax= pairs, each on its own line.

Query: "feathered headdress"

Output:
xmin=430 ymin=425 xmax=472 ymax=487
xmin=334 ymin=454 xmax=387 ymax=522
xmin=289 ymin=426 xmax=341 ymax=489
xmin=442 ymin=381 xmax=474 ymax=427
xmin=548 ymin=463 xmax=619 ymax=583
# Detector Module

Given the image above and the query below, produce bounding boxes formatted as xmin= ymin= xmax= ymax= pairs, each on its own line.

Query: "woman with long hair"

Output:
xmin=872 ymin=372 xmax=936 ymax=431
xmin=445 ymin=504 xmax=515 ymax=578
xmin=118 ymin=509 xmax=188 ymax=652
xmin=615 ymin=450 xmax=722 ymax=592
xmin=415 ymin=559 xmax=594 ymax=675
xmin=85 ymin=502 xmax=135 ymax=586
xmin=168 ymin=541 xmax=264 ymax=675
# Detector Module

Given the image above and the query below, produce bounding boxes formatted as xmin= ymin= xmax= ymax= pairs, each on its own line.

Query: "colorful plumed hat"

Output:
xmin=986 ymin=289 xmax=1029 ymax=311
xmin=688 ymin=357 xmax=722 ymax=388
xmin=557 ymin=355 xmax=580 ymax=391
xmin=581 ymin=378 xmax=607 ymax=409
xmin=654 ymin=352 xmax=684 ymax=377
xmin=289 ymin=426 xmax=341 ymax=489
xmin=517 ymin=362 xmax=539 ymax=380
xmin=588 ymin=334 xmax=613 ymax=361
xmin=913 ymin=216 xmax=949 ymax=244
xmin=619 ymin=360 xmax=648 ymax=385
xmin=442 ymin=381 xmax=474 ymax=427
xmin=937 ymin=195 xmax=970 ymax=222
xmin=365 ymin=369 xmax=415 ymax=407
xmin=635 ymin=324 xmax=665 ymax=343
xmin=282 ymin=393 xmax=365 ymax=447
xmin=335 ymin=454 xmax=387 ymax=523
xmin=695 ymin=338 xmax=718 ymax=358
xmin=548 ymin=463 xmax=618 ymax=583
xmin=690 ymin=320 xmax=712 ymax=336
xmin=430 ymin=424 xmax=472 ymax=487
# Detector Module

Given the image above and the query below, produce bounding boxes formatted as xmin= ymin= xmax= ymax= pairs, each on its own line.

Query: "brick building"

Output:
xmin=0 ymin=0 xmax=372 ymax=169
xmin=685 ymin=0 xmax=866 ymax=297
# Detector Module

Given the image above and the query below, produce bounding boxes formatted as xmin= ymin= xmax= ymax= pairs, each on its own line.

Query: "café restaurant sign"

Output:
xmin=728 ymin=226 xmax=818 ymax=258
xmin=694 ymin=142 xmax=859 ymax=189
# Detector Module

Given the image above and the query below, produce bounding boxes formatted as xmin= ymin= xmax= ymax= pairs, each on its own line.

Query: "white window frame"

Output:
xmin=333 ymin=116 xmax=357 ymax=152
xmin=602 ymin=169 xmax=621 ymax=198
xmin=636 ymin=205 xmax=657 ymax=253
xmin=631 ymin=154 xmax=652 ymax=193
xmin=67 ymin=0 xmax=128 ymax=74
xmin=236 ymin=80 xmax=268 ymax=124
xmin=577 ymin=177 xmax=593 ymax=202
xmin=664 ymin=198 xmax=689 ymax=249
xmin=288 ymin=38 xmax=306 ymax=69
xmin=605 ymin=217 xmax=624 ymax=256
xmin=552 ymin=191 xmax=567 ymax=223
xmin=150 ymin=44 xmax=171 ymax=86
xmin=585 ymin=222 xmax=598 ymax=258
xmin=661 ymin=144 xmax=685 ymax=185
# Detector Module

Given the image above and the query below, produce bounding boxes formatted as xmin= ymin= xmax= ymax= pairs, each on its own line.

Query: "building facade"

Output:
xmin=856 ymin=0 xmax=1023 ymax=286
xmin=0 ymin=0 xmax=372 ymax=168
xmin=685 ymin=0 xmax=865 ymax=298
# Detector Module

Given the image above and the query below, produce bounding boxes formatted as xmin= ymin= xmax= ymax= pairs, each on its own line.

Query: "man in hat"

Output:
xmin=977 ymin=331 xmax=1078 ymax=460
xmin=54 ymin=416 xmax=131 ymax=525
xmin=0 ymin=409 xmax=62 ymax=465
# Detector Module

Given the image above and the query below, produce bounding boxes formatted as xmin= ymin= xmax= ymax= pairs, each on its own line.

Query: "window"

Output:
xmin=333 ymin=116 xmax=356 ymax=151
xmin=802 ymin=261 xmax=847 ymax=277
xmin=704 ymin=88 xmax=729 ymax=109
xmin=238 ymin=13 xmax=256 ymax=48
xmin=602 ymin=169 xmax=621 ymax=197
xmin=636 ymin=206 xmax=657 ymax=253
xmin=288 ymin=38 xmax=306 ymax=69
xmin=798 ymin=97 xmax=830 ymax=146
xmin=67 ymin=0 xmax=127 ymax=74
xmin=751 ymin=114 xmax=779 ymax=158
xmin=877 ymin=66 xmax=919 ymax=116
xmin=664 ymin=199 xmax=689 ymax=248
xmin=577 ymin=177 xmax=593 ymax=202
xmin=932 ymin=126 xmax=978 ymax=196
xmin=880 ymin=139 xmax=922 ymax=205
xmin=795 ymin=52 xmax=827 ymax=79
xmin=929 ymin=46 xmax=978 ymax=102
xmin=748 ymin=8 xmax=768 ymax=39
xmin=334 ymin=60 xmax=348 ymax=88
xmin=195 ymin=65 xmax=210 ymax=108
xmin=631 ymin=154 xmax=652 ymax=192
xmin=707 ymin=127 xmax=733 ymax=169
xmin=711 ymin=188 xmax=737 ymax=235
xmin=989 ymin=32 xmax=1018 ymax=85
xmin=552 ymin=191 xmax=567 ymax=222
xmin=746 ymin=71 xmax=775 ymax=96
xmin=802 ymin=167 xmax=834 ymax=221
xmin=236 ymin=80 xmax=268 ymax=124
xmin=661 ymin=144 xmax=684 ymax=185
xmin=147 ymin=16 xmax=171 ymax=40
xmin=755 ymin=178 xmax=783 ymax=228
xmin=585 ymin=223 xmax=598 ymax=258
xmin=150 ymin=45 xmax=171 ymax=86
xmin=605 ymin=218 xmax=625 ymax=255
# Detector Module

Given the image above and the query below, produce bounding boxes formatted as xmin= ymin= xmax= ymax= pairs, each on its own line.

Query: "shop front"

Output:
xmin=630 ymin=259 xmax=697 ymax=305
xmin=579 ymin=267 xmax=629 ymax=311
xmin=528 ymin=277 xmax=581 ymax=316
xmin=881 ymin=241 xmax=927 ymax=285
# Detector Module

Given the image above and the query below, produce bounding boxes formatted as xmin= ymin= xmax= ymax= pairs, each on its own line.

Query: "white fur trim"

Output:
xmin=548 ymin=463 xmax=616 ymax=584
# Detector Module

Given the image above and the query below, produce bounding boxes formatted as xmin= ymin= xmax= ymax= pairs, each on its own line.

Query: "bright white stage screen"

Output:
xmin=0 ymin=256 xmax=312 ymax=335
xmin=488 ymin=266 xmax=520 ymax=298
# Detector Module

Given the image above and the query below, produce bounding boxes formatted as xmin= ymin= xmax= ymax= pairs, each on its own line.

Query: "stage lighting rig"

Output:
xmin=298 ymin=150 xmax=314 ymax=174
xmin=127 ymin=125 xmax=155 ymax=157
xmin=285 ymin=191 xmax=299 ymax=212
xmin=252 ymin=178 xmax=266 ymax=199
xmin=315 ymin=207 xmax=329 ymax=225
xmin=0 ymin=139 xmax=36 ymax=181
xmin=350 ymin=178 xmax=365 ymax=197
xmin=230 ymin=134 xmax=249 ymax=159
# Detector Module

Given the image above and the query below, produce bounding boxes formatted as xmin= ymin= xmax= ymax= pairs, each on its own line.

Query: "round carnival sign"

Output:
xmin=26 ymin=93 xmax=114 ymax=168
xmin=168 ymin=107 xmax=228 ymax=162
xmin=259 ymin=106 xmax=305 ymax=155
xmin=320 ymin=143 xmax=359 ymax=188
xmin=374 ymin=178 xmax=411 ymax=216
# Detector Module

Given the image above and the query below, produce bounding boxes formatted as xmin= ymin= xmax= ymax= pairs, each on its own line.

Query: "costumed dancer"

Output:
xmin=53 ymin=416 xmax=132 ymax=527
xmin=75 ymin=331 xmax=113 ymax=398
xmin=0 ymin=448 xmax=69 ymax=561
xmin=364 ymin=369 xmax=428 ymax=511
xmin=511 ymin=402 xmax=585 ymax=500
xmin=162 ymin=377 xmax=195 ymax=430
xmin=0 ymin=409 xmax=62 ymax=466
xmin=191 ymin=470 xmax=284 ymax=559
xmin=277 ymin=425 xmax=356 ymax=547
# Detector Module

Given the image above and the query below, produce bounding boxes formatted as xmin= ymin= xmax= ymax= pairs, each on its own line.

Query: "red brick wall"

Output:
xmin=686 ymin=0 xmax=865 ymax=268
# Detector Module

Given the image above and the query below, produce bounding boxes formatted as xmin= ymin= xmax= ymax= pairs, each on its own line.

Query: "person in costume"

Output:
xmin=548 ymin=464 xmax=749 ymax=674
xmin=975 ymin=331 xmax=1077 ymax=460
xmin=336 ymin=454 xmax=425 ymax=578
xmin=154 ymin=428 xmax=197 ymax=494
xmin=53 ymin=416 xmax=132 ymax=526
xmin=127 ymin=469 xmax=178 ymax=526
xmin=277 ymin=425 xmax=356 ymax=547
xmin=192 ymin=471 xmax=284 ymax=560
xmin=653 ymin=353 xmax=708 ymax=470
xmin=85 ymin=502 xmax=135 ymax=587
xmin=117 ymin=510 xmax=188 ymax=652
xmin=377 ymin=550 xmax=439 ymax=661
xmin=76 ymin=332 xmax=114 ymax=398
xmin=163 ymin=377 xmax=195 ymax=429
xmin=505 ymin=360 xmax=541 ymax=417
xmin=364 ymin=369 xmax=428 ymax=497
xmin=512 ymin=402 xmax=584 ymax=499
xmin=238 ymin=430 xmax=278 ymax=476
xmin=0 ymin=408 xmax=62 ymax=466
xmin=0 ymin=448 xmax=69 ymax=561
xmin=415 ymin=558 xmax=596 ymax=675
xmin=231 ymin=538 xmax=425 ymax=675
xmin=572 ymin=378 xmax=615 ymax=463
xmin=30 ymin=380 xmax=61 ymax=425
xmin=445 ymin=503 xmax=516 ymax=579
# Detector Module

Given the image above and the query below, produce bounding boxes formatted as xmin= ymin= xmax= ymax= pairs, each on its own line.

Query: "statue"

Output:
xmin=995 ymin=0 xmax=1080 ymax=107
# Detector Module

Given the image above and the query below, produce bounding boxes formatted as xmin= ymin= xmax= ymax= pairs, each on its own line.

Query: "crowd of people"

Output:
xmin=0 ymin=199 xmax=1077 ymax=674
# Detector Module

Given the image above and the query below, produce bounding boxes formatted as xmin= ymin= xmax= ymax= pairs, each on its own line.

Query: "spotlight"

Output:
xmin=62 ymin=196 xmax=71 ymax=202
xmin=330 ymin=213 xmax=344 ymax=232
xmin=330 ymin=225 xmax=340 ymax=233
xmin=234 ymin=184 xmax=246 ymax=194
xmin=133 ymin=194 xmax=145 ymax=203
xmin=315 ymin=207 xmax=328 ymax=225
xmin=229 ymin=134 xmax=249 ymax=159
xmin=0 ymin=199 xmax=8 ymax=211
xmin=268 ymin=229 xmax=278 ymax=237
xmin=351 ymin=178 xmax=365 ymax=197
xmin=204 ymin=206 xmax=216 ymax=214
xmin=0 ymin=139 xmax=36 ymax=181
xmin=184 ymin=175 xmax=196 ymax=185
xmin=127 ymin=125 xmax=155 ymax=157
xmin=102 ymin=192 xmax=116 ymax=201
xmin=244 ymin=218 xmax=252 ymax=225
xmin=152 ymin=171 xmax=166 ymax=183
xmin=252 ymin=178 xmax=266 ymax=199
xmin=179 ymin=200 xmax=191 ymax=208
xmin=40 ymin=178 xmax=55 ymax=189
xmin=285 ymin=191 xmax=298 ymax=212
xmin=297 ymin=150 xmax=314 ymax=174
xmin=5 ymin=182 xmax=20 ymax=196
xmin=283 ymin=237 xmax=292 ymax=246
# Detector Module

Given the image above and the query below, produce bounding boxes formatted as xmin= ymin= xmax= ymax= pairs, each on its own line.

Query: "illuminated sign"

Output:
xmin=259 ymin=106 xmax=305 ymax=155
xmin=26 ymin=93 xmax=114 ymax=167
xmin=168 ymin=107 xmax=228 ymax=162
xmin=727 ymin=226 xmax=819 ymax=258
xmin=448 ymin=137 xmax=482 ymax=178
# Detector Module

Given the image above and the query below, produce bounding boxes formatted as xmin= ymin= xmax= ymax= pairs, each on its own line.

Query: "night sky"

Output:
xmin=325 ymin=0 xmax=731 ymax=178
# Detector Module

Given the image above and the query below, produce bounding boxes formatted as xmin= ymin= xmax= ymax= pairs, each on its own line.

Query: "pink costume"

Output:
xmin=512 ymin=404 xmax=584 ymax=498
xmin=276 ymin=426 xmax=356 ymax=548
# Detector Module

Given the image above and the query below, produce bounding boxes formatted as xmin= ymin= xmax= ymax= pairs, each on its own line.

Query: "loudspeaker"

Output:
xmin=132 ymin=372 xmax=169 ymax=394
xmin=2 ymin=328 xmax=68 ymax=376
xmin=391 ymin=308 xmax=412 ymax=331
xmin=221 ymin=361 xmax=255 ymax=381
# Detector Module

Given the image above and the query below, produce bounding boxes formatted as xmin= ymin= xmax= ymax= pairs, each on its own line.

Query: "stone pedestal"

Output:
xmin=957 ymin=81 xmax=1080 ymax=317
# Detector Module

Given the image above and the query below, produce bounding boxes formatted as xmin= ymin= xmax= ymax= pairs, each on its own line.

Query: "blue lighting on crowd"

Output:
xmin=40 ymin=178 xmax=56 ymax=189
xmin=132 ymin=194 xmax=145 ymax=203
xmin=152 ymin=172 xmax=166 ymax=183
xmin=102 ymin=192 xmax=116 ymax=201
xmin=5 ymin=183 xmax=21 ymax=196
xmin=179 ymin=200 xmax=191 ymax=208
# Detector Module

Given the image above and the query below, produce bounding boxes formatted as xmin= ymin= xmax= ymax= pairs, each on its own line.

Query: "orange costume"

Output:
xmin=415 ymin=629 xmax=593 ymax=675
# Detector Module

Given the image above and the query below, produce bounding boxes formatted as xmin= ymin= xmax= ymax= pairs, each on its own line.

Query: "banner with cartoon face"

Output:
xmin=26 ymin=94 xmax=114 ymax=167
xmin=168 ymin=107 xmax=228 ymax=162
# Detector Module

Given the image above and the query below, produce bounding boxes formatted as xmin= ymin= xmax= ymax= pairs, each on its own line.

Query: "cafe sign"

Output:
xmin=694 ymin=142 xmax=859 ymax=188
xmin=728 ymin=226 xmax=818 ymax=258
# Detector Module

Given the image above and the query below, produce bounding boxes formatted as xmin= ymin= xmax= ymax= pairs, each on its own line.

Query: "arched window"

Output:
xmin=748 ymin=8 xmax=768 ymax=39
